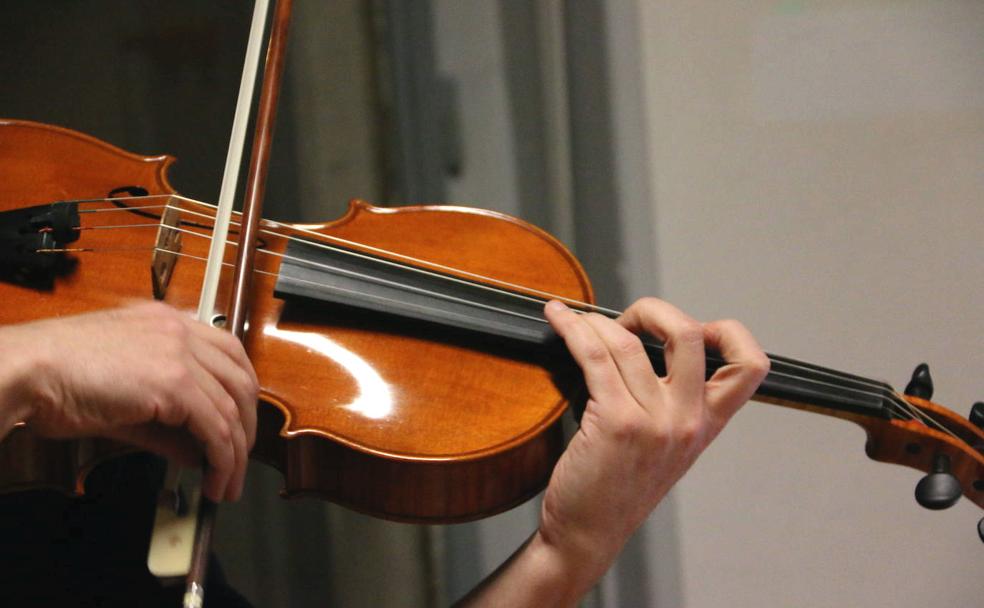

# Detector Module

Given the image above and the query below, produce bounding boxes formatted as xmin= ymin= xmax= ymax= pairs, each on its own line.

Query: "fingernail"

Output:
xmin=546 ymin=300 xmax=568 ymax=313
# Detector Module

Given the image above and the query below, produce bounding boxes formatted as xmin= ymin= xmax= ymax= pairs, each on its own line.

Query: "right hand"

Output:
xmin=0 ymin=301 xmax=258 ymax=501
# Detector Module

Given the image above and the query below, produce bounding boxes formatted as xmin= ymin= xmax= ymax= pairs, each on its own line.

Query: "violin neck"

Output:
xmin=642 ymin=342 xmax=893 ymax=421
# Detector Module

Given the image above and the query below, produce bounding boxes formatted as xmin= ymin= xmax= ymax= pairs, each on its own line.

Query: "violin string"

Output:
xmin=128 ymin=221 xmax=970 ymax=432
xmin=69 ymin=201 xmax=927 ymax=392
xmin=147 ymin=221 xmax=938 ymax=425
xmin=78 ymin=203 xmax=176 ymax=213
xmin=170 ymin=204 xmax=624 ymax=316
xmin=148 ymin=246 xmax=921 ymax=426
xmin=42 ymin=240 xmax=940 ymax=433
xmin=77 ymin=203 xmax=904 ymax=404
xmin=36 ymin=246 xmax=156 ymax=253
xmin=58 ymin=197 xmax=961 ymax=435
xmin=68 ymin=203 xmax=933 ymax=424
xmin=56 ymin=248 xmax=956 ymax=435
xmin=64 ymin=196 xmax=622 ymax=315
xmin=150 ymin=221 xmax=573 ymax=327
xmin=159 ymin=242 xmax=938 ymax=431
xmin=886 ymin=393 xmax=960 ymax=439
xmin=79 ymin=223 xmax=162 ymax=231
xmin=64 ymin=199 xmax=942 ymax=426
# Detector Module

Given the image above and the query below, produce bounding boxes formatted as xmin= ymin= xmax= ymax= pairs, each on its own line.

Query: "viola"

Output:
xmin=1 ymin=117 xmax=983 ymax=527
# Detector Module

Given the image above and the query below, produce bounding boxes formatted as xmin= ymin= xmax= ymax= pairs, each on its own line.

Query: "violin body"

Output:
xmin=0 ymin=119 xmax=592 ymax=522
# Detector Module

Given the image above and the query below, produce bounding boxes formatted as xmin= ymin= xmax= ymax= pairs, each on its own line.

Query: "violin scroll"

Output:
xmin=854 ymin=363 xmax=984 ymax=541
xmin=860 ymin=393 xmax=984 ymax=508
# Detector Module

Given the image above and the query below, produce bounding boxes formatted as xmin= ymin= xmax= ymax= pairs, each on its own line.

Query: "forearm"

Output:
xmin=454 ymin=530 xmax=612 ymax=608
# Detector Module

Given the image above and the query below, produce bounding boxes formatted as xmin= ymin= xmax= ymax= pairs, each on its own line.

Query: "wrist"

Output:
xmin=0 ymin=325 xmax=54 ymax=432
xmin=525 ymin=528 xmax=614 ymax=606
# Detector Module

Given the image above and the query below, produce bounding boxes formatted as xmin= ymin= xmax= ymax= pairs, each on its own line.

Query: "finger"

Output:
xmin=186 ymin=360 xmax=249 ymax=502
xmin=161 ymin=381 xmax=236 ymax=502
xmin=579 ymin=313 xmax=660 ymax=411
xmin=618 ymin=298 xmax=705 ymax=406
xmin=186 ymin=318 xmax=258 ymax=387
xmin=545 ymin=301 xmax=634 ymax=408
xmin=702 ymin=319 xmax=770 ymax=422
xmin=186 ymin=323 xmax=258 ymax=450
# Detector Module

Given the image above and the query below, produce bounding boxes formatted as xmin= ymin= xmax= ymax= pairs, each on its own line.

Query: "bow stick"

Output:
xmin=186 ymin=0 xmax=294 ymax=605
xmin=144 ymin=1 xmax=294 ymax=607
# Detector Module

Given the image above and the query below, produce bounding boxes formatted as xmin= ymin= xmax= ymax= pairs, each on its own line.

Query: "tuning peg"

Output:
xmin=915 ymin=453 xmax=962 ymax=510
xmin=904 ymin=363 xmax=934 ymax=400
xmin=969 ymin=402 xmax=984 ymax=430
xmin=978 ymin=518 xmax=984 ymax=544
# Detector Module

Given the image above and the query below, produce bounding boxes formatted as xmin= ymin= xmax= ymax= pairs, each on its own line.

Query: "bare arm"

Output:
xmin=0 ymin=331 xmax=37 ymax=440
xmin=457 ymin=298 xmax=770 ymax=607
xmin=0 ymin=301 xmax=258 ymax=502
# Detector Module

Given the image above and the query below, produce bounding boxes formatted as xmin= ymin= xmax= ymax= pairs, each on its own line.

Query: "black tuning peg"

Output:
xmin=904 ymin=363 xmax=934 ymax=400
xmin=915 ymin=453 xmax=962 ymax=510
xmin=969 ymin=402 xmax=984 ymax=430
xmin=978 ymin=517 xmax=984 ymax=544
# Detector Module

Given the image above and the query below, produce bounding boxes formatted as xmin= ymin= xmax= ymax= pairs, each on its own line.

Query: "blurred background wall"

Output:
xmin=2 ymin=1 xmax=981 ymax=606
xmin=624 ymin=1 xmax=984 ymax=606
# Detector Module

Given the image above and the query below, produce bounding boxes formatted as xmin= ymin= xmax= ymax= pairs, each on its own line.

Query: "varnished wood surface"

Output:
xmin=0 ymin=119 xmax=592 ymax=522
xmin=248 ymin=201 xmax=591 ymax=459
xmin=243 ymin=201 xmax=591 ymax=520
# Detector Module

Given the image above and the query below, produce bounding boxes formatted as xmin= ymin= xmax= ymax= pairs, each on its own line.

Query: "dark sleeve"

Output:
xmin=0 ymin=453 xmax=252 ymax=608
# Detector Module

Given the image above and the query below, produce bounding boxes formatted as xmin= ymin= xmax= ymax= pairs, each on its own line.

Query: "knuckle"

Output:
xmin=155 ymin=361 xmax=186 ymax=387
xmin=611 ymin=413 xmax=648 ymax=443
xmin=625 ymin=297 xmax=657 ymax=319
xmin=674 ymin=424 xmax=699 ymax=446
xmin=162 ymin=361 xmax=192 ymax=385
xmin=636 ymin=296 xmax=662 ymax=310
xmin=157 ymin=315 xmax=189 ymax=342
xmin=613 ymin=333 xmax=644 ymax=358
xmin=218 ymin=330 xmax=243 ymax=352
xmin=153 ymin=396 xmax=186 ymax=426
xmin=673 ymin=416 xmax=705 ymax=445
xmin=715 ymin=318 xmax=742 ymax=332
xmin=214 ymin=419 xmax=233 ymax=445
xmin=674 ymin=321 xmax=704 ymax=346
xmin=584 ymin=343 xmax=610 ymax=364
xmin=750 ymin=353 xmax=771 ymax=377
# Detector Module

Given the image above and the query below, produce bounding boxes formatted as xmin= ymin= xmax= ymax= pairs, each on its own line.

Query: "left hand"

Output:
xmin=538 ymin=297 xmax=769 ymax=581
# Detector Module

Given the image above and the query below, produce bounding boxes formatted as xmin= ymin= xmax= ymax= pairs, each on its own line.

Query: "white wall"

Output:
xmin=635 ymin=1 xmax=984 ymax=606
